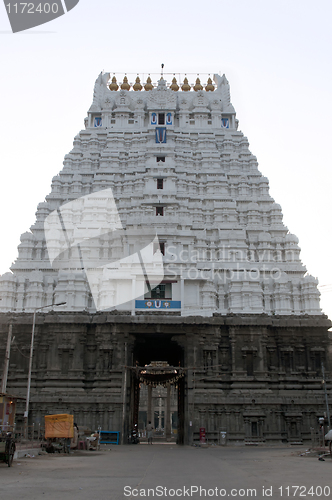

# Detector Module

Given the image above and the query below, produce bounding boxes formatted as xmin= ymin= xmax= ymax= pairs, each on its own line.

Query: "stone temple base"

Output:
xmin=0 ymin=312 xmax=331 ymax=445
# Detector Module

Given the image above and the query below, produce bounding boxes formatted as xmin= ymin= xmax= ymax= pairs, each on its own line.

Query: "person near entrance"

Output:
xmin=147 ymin=421 xmax=154 ymax=444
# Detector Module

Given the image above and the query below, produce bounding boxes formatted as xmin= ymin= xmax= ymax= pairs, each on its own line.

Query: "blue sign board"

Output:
xmin=135 ymin=300 xmax=181 ymax=309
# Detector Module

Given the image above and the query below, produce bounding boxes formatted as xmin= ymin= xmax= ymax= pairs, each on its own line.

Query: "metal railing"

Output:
xmin=10 ymin=423 xmax=45 ymax=452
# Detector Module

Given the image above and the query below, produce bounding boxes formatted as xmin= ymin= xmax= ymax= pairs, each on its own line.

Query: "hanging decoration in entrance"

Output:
xmin=134 ymin=365 xmax=185 ymax=388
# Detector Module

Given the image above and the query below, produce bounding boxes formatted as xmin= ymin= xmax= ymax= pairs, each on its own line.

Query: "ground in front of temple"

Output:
xmin=1 ymin=444 xmax=331 ymax=500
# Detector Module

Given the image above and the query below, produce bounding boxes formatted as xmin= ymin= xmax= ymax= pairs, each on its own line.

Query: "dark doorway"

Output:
xmin=251 ymin=421 xmax=258 ymax=437
xmin=133 ymin=333 xmax=183 ymax=367
xmin=246 ymin=353 xmax=254 ymax=376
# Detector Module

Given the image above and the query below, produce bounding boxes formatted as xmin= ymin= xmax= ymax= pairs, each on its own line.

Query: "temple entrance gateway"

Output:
xmin=131 ymin=335 xmax=185 ymax=444
xmin=136 ymin=363 xmax=184 ymax=442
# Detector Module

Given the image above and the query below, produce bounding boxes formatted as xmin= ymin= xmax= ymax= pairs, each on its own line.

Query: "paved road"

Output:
xmin=1 ymin=445 xmax=331 ymax=500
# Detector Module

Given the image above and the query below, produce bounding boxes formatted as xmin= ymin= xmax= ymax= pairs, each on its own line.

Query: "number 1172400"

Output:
xmin=6 ymin=3 xmax=60 ymax=14
xmin=278 ymin=485 xmax=330 ymax=496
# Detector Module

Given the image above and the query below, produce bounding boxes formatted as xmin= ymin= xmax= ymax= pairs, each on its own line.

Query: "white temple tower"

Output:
xmin=0 ymin=72 xmax=321 ymax=317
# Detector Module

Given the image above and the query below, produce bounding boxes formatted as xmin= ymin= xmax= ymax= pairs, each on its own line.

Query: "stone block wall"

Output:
xmin=0 ymin=312 xmax=331 ymax=444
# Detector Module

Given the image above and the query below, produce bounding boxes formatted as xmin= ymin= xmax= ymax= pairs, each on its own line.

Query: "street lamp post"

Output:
xmin=1 ymin=323 xmax=13 ymax=394
xmin=322 ymin=363 xmax=330 ymax=430
xmin=24 ymin=302 xmax=66 ymax=438
xmin=0 ymin=299 xmax=14 ymax=395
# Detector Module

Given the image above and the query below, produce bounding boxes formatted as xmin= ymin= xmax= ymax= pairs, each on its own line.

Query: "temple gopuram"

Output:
xmin=1 ymin=71 xmax=331 ymax=444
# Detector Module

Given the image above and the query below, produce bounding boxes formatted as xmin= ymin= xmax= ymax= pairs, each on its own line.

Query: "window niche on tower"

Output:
xmin=156 ymin=206 xmax=164 ymax=216
xmin=151 ymin=113 xmax=166 ymax=125
xmin=242 ymin=349 xmax=256 ymax=376
xmin=251 ymin=421 xmax=258 ymax=437
xmin=311 ymin=349 xmax=323 ymax=376
xmin=203 ymin=349 xmax=216 ymax=373
xmin=61 ymin=351 xmax=70 ymax=375
xmin=281 ymin=349 xmax=294 ymax=374
xmin=152 ymin=284 xmax=165 ymax=299
xmin=246 ymin=352 xmax=254 ymax=376
xmin=156 ymin=156 xmax=165 ymax=163
xmin=157 ymin=178 xmax=164 ymax=190
xmin=145 ymin=283 xmax=172 ymax=299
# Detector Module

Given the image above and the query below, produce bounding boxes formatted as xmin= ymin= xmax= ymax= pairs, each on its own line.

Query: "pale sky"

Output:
xmin=0 ymin=0 xmax=331 ymax=318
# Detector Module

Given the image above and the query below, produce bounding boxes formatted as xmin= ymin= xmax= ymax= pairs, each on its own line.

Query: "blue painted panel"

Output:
xmin=135 ymin=300 xmax=181 ymax=309
xmin=155 ymin=127 xmax=167 ymax=143
xmin=221 ymin=118 xmax=229 ymax=128
xmin=151 ymin=113 xmax=157 ymax=125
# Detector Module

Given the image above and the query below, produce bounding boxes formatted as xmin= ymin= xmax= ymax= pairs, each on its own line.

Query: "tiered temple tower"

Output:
xmin=0 ymin=73 xmax=322 ymax=316
xmin=0 ymin=72 xmax=330 ymax=444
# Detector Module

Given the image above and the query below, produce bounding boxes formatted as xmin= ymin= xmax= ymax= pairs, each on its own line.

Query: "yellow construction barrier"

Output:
xmin=44 ymin=414 xmax=74 ymax=439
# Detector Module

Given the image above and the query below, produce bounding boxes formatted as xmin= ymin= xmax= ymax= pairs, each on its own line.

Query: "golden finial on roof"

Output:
xmin=205 ymin=77 xmax=215 ymax=91
xmin=109 ymin=76 xmax=118 ymax=91
xmin=194 ymin=77 xmax=203 ymax=91
xmin=181 ymin=77 xmax=191 ymax=92
xmin=170 ymin=77 xmax=179 ymax=91
xmin=144 ymin=76 xmax=153 ymax=91
xmin=121 ymin=76 xmax=130 ymax=90
xmin=133 ymin=76 xmax=142 ymax=91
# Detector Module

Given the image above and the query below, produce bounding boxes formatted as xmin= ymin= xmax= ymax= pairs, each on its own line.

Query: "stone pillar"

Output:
xmin=158 ymin=397 xmax=162 ymax=430
xmin=131 ymin=278 xmax=136 ymax=316
xmin=225 ymin=412 xmax=231 ymax=434
xmin=244 ymin=418 xmax=250 ymax=439
xmin=165 ymin=385 xmax=171 ymax=440
xmin=235 ymin=411 xmax=240 ymax=433
xmin=209 ymin=410 xmax=215 ymax=442
xmin=83 ymin=409 xmax=89 ymax=428
xmin=230 ymin=328 xmax=237 ymax=374
xmin=102 ymin=407 xmax=108 ymax=430
xmin=258 ymin=330 xmax=268 ymax=376
xmin=147 ymin=385 xmax=153 ymax=424
xmin=180 ymin=278 xmax=185 ymax=316
xmin=108 ymin=410 xmax=114 ymax=430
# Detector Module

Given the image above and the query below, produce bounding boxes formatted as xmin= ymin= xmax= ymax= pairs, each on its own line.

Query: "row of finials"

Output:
xmin=109 ymin=76 xmax=216 ymax=92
